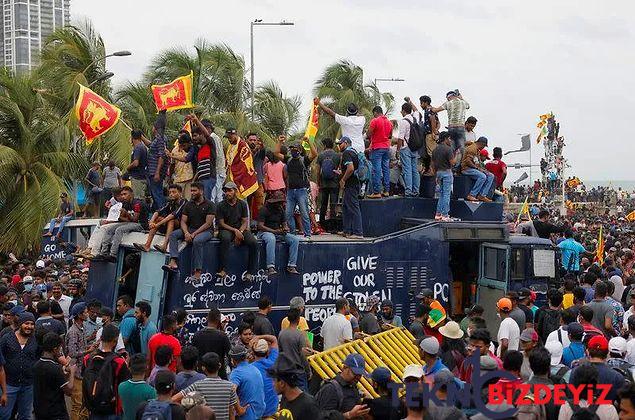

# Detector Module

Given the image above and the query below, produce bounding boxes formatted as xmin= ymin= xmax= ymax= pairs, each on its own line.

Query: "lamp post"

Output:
xmin=88 ymin=71 xmax=114 ymax=87
xmin=373 ymin=77 xmax=405 ymax=84
xmin=250 ymin=19 xmax=294 ymax=121
xmin=81 ymin=50 xmax=132 ymax=75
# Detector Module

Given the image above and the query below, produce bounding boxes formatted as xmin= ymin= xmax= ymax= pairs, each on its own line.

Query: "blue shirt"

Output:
xmin=558 ymin=238 xmax=586 ymax=271
xmin=119 ymin=309 xmax=137 ymax=353
xmin=139 ymin=320 xmax=158 ymax=355
xmin=230 ymin=360 xmax=265 ymax=420
xmin=562 ymin=341 xmax=585 ymax=367
xmin=175 ymin=370 xmax=206 ymax=392
xmin=147 ymin=135 xmax=167 ymax=178
xmin=129 ymin=143 xmax=148 ymax=180
xmin=251 ymin=348 xmax=279 ymax=416
xmin=0 ymin=332 xmax=36 ymax=386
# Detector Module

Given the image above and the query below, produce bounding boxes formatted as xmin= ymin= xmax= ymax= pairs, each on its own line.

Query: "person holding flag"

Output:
xmin=225 ymin=129 xmax=258 ymax=200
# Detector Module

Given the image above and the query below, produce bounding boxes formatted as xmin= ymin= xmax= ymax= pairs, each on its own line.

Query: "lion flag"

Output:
xmin=75 ymin=84 xmax=121 ymax=144
xmin=302 ymin=102 xmax=320 ymax=152
xmin=151 ymin=71 xmax=193 ymax=112
xmin=226 ymin=139 xmax=258 ymax=200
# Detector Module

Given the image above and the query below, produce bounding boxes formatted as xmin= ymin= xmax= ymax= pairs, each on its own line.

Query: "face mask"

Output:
xmin=290 ymin=150 xmax=300 ymax=158
xmin=24 ymin=283 xmax=32 ymax=292
xmin=96 ymin=317 xmax=103 ymax=326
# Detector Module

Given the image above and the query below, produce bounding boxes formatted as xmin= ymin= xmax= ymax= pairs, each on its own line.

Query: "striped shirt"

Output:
xmin=182 ymin=376 xmax=237 ymax=420
xmin=196 ymin=143 xmax=214 ymax=180
xmin=441 ymin=98 xmax=470 ymax=127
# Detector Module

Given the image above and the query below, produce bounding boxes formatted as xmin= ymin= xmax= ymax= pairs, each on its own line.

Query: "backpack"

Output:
xmin=515 ymin=391 xmax=547 ymax=420
xmin=353 ymin=150 xmax=371 ymax=183
xmin=82 ymin=352 xmax=118 ymax=415
xmin=549 ymin=365 xmax=569 ymax=385
xmin=567 ymin=400 xmax=600 ymax=420
xmin=320 ymin=154 xmax=337 ymax=181
xmin=404 ymin=113 xmax=425 ymax=152
xmin=315 ymin=379 xmax=344 ymax=411
xmin=128 ymin=321 xmax=142 ymax=354
xmin=538 ymin=309 xmax=561 ymax=342
xmin=141 ymin=400 xmax=173 ymax=420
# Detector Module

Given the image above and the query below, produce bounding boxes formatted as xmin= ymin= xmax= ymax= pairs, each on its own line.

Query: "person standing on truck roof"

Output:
xmin=315 ymin=97 xmax=366 ymax=153
xmin=496 ymin=297 xmax=520 ymax=358
xmin=431 ymin=131 xmax=456 ymax=221
xmin=532 ymin=209 xmax=567 ymax=240
xmin=336 ymin=136 xmax=364 ymax=239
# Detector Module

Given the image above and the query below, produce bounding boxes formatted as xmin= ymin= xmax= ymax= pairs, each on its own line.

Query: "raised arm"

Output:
xmin=314 ymin=97 xmax=335 ymax=118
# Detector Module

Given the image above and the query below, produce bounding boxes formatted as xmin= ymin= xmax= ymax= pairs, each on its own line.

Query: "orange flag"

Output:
xmin=183 ymin=120 xmax=192 ymax=135
xmin=151 ymin=71 xmax=193 ymax=112
xmin=74 ymin=84 xmax=121 ymax=144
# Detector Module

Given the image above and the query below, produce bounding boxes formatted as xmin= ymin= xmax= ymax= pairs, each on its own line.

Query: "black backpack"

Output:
xmin=539 ymin=309 xmax=561 ymax=342
xmin=82 ymin=352 xmax=118 ymax=415
xmin=405 ymin=114 xmax=425 ymax=152
xmin=315 ymin=379 xmax=344 ymax=411
xmin=567 ymin=400 xmax=600 ymax=420
xmin=320 ymin=154 xmax=337 ymax=181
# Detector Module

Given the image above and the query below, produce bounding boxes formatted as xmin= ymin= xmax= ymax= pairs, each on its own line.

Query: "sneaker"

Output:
xmin=267 ymin=267 xmax=278 ymax=275
xmin=466 ymin=195 xmax=479 ymax=202
xmin=286 ymin=266 xmax=299 ymax=274
xmin=434 ymin=214 xmax=444 ymax=221
xmin=153 ymin=244 xmax=167 ymax=253
xmin=367 ymin=193 xmax=382 ymax=199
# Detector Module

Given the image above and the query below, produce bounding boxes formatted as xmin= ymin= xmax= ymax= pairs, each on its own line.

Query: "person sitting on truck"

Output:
xmin=460 ymin=136 xmax=494 ymax=202
xmin=162 ymin=182 xmax=215 ymax=279
xmin=532 ymin=209 xmax=567 ymax=240
xmin=133 ymin=184 xmax=186 ymax=253
xmin=257 ymin=190 xmax=300 ymax=276
xmin=43 ymin=192 xmax=74 ymax=240
xmin=216 ymin=182 xmax=259 ymax=281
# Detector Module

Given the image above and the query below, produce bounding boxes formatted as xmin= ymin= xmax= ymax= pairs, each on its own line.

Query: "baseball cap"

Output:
xmin=70 ymin=302 xmax=87 ymax=319
xmin=22 ymin=276 xmax=33 ymax=284
xmin=609 ymin=337 xmax=627 ymax=355
xmin=544 ymin=341 xmax=563 ymax=366
xmin=223 ymin=181 xmax=238 ymax=191
xmin=335 ymin=136 xmax=351 ymax=145
xmin=343 ymin=353 xmax=367 ymax=376
xmin=346 ymin=103 xmax=358 ymax=115
xmin=517 ymin=288 xmax=531 ymax=299
xmin=371 ymin=367 xmax=392 ymax=385
xmin=519 ymin=328 xmax=539 ymax=343
xmin=476 ymin=136 xmax=488 ymax=146
xmin=229 ymin=344 xmax=248 ymax=358
xmin=9 ymin=305 xmax=25 ymax=316
xmin=479 ymin=149 xmax=490 ymax=160
xmin=416 ymin=288 xmax=434 ymax=299
xmin=35 ymin=260 xmax=45 ymax=269
xmin=480 ymin=355 xmax=498 ymax=372
xmin=566 ymin=322 xmax=584 ymax=338
xmin=419 ymin=336 xmax=440 ymax=355
xmin=402 ymin=364 xmax=424 ymax=380
xmin=365 ymin=295 xmax=380 ymax=311
xmin=154 ymin=370 xmax=176 ymax=394
xmin=496 ymin=297 xmax=512 ymax=312
xmin=433 ymin=369 xmax=455 ymax=387
xmin=588 ymin=335 xmax=609 ymax=352
xmin=253 ymin=339 xmax=269 ymax=354
xmin=224 ymin=128 xmax=237 ymax=138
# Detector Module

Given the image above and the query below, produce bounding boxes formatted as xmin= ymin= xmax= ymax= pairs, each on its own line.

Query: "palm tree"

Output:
xmin=0 ymin=69 xmax=85 ymax=255
xmin=252 ymin=80 xmax=301 ymax=143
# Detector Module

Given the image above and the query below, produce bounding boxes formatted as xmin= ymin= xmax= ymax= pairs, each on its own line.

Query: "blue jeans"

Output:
xmin=370 ymin=148 xmax=390 ymax=194
xmin=200 ymin=177 xmax=216 ymax=202
xmin=399 ymin=147 xmax=420 ymax=196
xmin=286 ymin=188 xmax=311 ymax=236
xmin=436 ymin=170 xmax=453 ymax=216
xmin=449 ymin=127 xmax=466 ymax=170
xmin=47 ymin=215 xmax=73 ymax=235
xmin=169 ymin=228 xmax=213 ymax=271
xmin=146 ymin=176 xmax=165 ymax=211
xmin=258 ymin=232 xmax=300 ymax=268
xmin=343 ymin=185 xmax=363 ymax=235
xmin=0 ymin=384 xmax=33 ymax=420
xmin=462 ymin=168 xmax=494 ymax=198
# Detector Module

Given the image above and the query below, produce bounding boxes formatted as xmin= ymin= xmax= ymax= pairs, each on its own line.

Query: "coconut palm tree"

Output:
xmin=0 ymin=69 xmax=85 ymax=255
xmin=252 ymin=80 xmax=301 ymax=143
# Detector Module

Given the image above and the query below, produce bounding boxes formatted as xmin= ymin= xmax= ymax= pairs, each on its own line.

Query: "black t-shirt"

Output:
xmin=518 ymin=304 xmax=534 ymax=325
xmin=191 ymin=328 xmax=231 ymax=379
xmin=252 ymin=312 xmax=275 ymax=336
xmin=123 ymin=198 xmax=150 ymax=230
xmin=258 ymin=204 xmax=285 ymax=231
xmin=532 ymin=220 xmax=566 ymax=239
xmin=286 ymin=156 xmax=311 ymax=190
xmin=158 ymin=198 xmax=186 ymax=219
xmin=431 ymin=143 xmax=454 ymax=171
xmin=363 ymin=395 xmax=404 ymax=420
xmin=278 ymin=392 xmax=321 ymax=420
xmin=182 ymin=199 xmax=215 ymax=230
xmin=341 ymin=148 xmax=360 ymax=188
xmin=136 ymin=401 xmax=186 ymax=420
xmin=33 ymin=357 xmax=69 ymax=420
xmin=217 ymin=199 xmax=248 ymax=230
xmin=35 ymin=317 xmax=66 ymax=336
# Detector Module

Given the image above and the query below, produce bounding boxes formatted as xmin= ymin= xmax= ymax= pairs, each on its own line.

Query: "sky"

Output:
xmin=71 ymin=0 xmax=635 ymax=182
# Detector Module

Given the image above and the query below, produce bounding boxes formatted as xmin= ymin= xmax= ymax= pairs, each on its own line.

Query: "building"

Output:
xmin=1 ymin=0 xmax=70 ymax=73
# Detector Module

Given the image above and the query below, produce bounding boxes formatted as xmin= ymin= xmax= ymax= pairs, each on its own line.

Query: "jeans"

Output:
xmin=399 ymin=147 xmax=420 ymax=196
xmin=48 ymin=215 xmax=73 ymax=235
xmin=462 ymin=168 xmax=494 ymax=198
xmin=370 ymin=148 xmax=390 ymax=194
xmin=343 ymin=185 xmax=363 ymax=236
xmin=146 ymin=176 xmax=165 ymax=211
xmin=286 ymin=188 xmax=311 ymax=236
xmin=200 ymin=177 xmax=216 ymax=202
xmin=169 ymin=228 xmax=213 ymax=271
xmin=319 ymin=186 xmax=339 ymax=222
xmin=0 ymin=384 xmax=33 ymax=420
xmin=258 ymin=232 xmax=300 ymax=268
xmin=212 ymin=174 xmax=225 ymax=203
xmin=103 ymin=222 xmax=142 ymax=257
xmin=449 ymin=127 xmax=466 ymax=169
xmin=218 ymin=230 xmax=258 ymax=273
xmin=436 ymin=170 xmax=453 ymax=216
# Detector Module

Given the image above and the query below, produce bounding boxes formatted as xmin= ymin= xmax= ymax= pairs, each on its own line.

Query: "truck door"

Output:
xmin=477 ymin=243 xmax=509 ymax=334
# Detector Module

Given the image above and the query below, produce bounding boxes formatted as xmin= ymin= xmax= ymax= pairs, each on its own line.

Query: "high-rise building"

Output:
xmin=1 ymin=0 xmax=70 ymax=73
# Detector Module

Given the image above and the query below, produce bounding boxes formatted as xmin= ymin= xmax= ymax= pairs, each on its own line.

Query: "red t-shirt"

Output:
xmin=369 ymin=115 xmax=392 ymax=149
xmin=147 ymin=332 xmax=182 ymax=372
xmin=485 ymin=159 xmax=507 ymax=187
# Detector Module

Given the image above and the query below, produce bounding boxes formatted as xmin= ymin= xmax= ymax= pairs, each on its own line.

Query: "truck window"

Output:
xmin=510 ymin=248 xmax=525 ymax=280
xmin=484 ymin=247 xmax=506 ymax=281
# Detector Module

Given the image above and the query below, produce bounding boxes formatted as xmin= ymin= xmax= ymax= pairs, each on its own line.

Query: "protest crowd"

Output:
xmin=3 ymin=87 xmax=635 ymax=420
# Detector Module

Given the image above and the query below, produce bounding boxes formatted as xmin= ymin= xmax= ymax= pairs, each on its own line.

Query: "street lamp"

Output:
xmin=88 ymin=71 xmax=114 ymax=87
xmin=81 ymin=50 xmax=132 ymax=75
xmin=373 ymin=77 xmax=405 ymax=84
xmin=250 ymin=19 xmax=294 ymax=120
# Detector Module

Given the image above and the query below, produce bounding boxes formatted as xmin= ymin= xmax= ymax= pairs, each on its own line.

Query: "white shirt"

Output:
xmin=334 ymin=114 xmax=365 ymax=152
xmin=95 ymin=327 xmax=126 ymax=352
xmin=609 ymin=275 xmax=625 ymax=301
xmin=546 ymin=326 xmax=571 ymax=348
xmin=321 ymin=313 xmax=353 ymax=350
xmin=465 ymin=129 xmax=477 ymax=144
xmin=397 ymin=112 xmax=423 ymax=144
xmin=497 ymin=316 xmax=520 ymax=356
xmin=624 ymin=307 xmax=635 ymax=331
xmin=51 ymin=295 xmax=72 ymax=322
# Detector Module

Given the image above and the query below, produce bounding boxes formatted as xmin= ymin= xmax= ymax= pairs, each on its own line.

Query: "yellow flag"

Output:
xmin=595 ymin=226 xmax=604 ymax=265
xmin=516 ymin=196 xmax=531 ymax=225
xmin=626 ymin=210 xmax=635 ymax=222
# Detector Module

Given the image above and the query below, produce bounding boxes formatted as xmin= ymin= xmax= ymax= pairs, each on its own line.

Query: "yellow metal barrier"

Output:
xmin=308 ymin=328 xmax=422 ymax=398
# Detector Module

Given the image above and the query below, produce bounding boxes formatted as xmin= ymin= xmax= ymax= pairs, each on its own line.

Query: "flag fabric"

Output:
xmin=302 ymin=102 xmax=320 ymax=151
xmin=151 ymin=71 xmax=194 ymax=112
xmin=74 ymin=84 xmax=121 ymax=144
xmin=626 ymin=210 xmax=635 ymax=222
xmin=182 ymin=120 xmax=192 ymax=135
xmin=566 ymin=177 xmax=581 ymax=188
xmin=515 ymin=196 xmax=531 ymax=225
xmin=536 ymin=124 xmax=548 ymax=144
xmin=226 ymin=139 xmax=258 ymax=199
xmin=595 ymin=226 xmax=605 ymax=265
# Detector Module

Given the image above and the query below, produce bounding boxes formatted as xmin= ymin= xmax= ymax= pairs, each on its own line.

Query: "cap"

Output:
xmin=346 ymin=103 xmax=358 ymax=115
xmin=438 ymin=321 xmax=464 ymax=340
xmin=480 ymin=355 xmax=498 ymax=371
xmin=476 ymin=136 xmax=488 ymax=146
xmin=154 ymin=370 xmax=176 ymax=394
xmin=289 ymin=296 xmax=305 ymax=309
xmin=223 ymin=181 xmax=238 ymax=191
xmin=416 ymin=288 xmax=434 ymax=299
xmin=496 ymin=297 xmax=512 ymax=312
xmin=380 ymin=299 xmax=393 ymax=308
xmin=427 ymin=308 xmax=446 ymax=328
xmin=9 ymin=305 xmax=25 ymax=316
xmin=17 ymin=311 xmax=34 ymax=325
xmin=588 ymin=335 xmax=609 ymax=352
xmin=446 ymin=91 xmax=457 ymax=98
xmin=433 ymin=369 xmax=455 ymax=387
xmin=567 ymin=322 xmax=584 ymax=338
xmin=22 ymin=276 xmax=33 ymax=284
xmin=479 ymin=149 xmax=490 ymax=160
xmin=253 ymin=338 xmax=269 ymax=354
xmin=343 ymin=353 xmax=367 ymax=376
xmin=35 ymin=260 xmax=45 ymax=269
xmin=224 ymin=128 xmax=237 ymax=138
xmin=520 ymin=328 xmax=539 ymax=342
xmin=69 ymin=278 xmax=83 ymax=287
xmin=365 ymin=295 xmax=380 ymax=311
xmin=517 ymin=287 xmax=531 ymax=299
xmin=229 ymin=343 xmax=248 ymax=358
xmin=609 ymin=337 xmax=627 ymax=355
xmin=371 ymin=367 xmax=392 ymax=384
xmin=419 ymin=336 xmax=440 ymax=355
xmin=266 ymin=190 xmax=286 ymax=204
xmin=402 ymin=364 xmax=424 ymax=380
xmin=335 ymin=136 xmax=351 ymax=145
xmin=70 ymin=302 xmax=87 ymax=318
xmin=544 ymin=341 xmax=563 ymax=366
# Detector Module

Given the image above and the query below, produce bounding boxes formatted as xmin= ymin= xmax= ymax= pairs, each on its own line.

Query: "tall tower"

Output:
xmin=1 ymin=0 xmax=70 ymax=73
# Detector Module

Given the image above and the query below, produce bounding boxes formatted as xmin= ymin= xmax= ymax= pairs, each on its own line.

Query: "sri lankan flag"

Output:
xmin=226 ymin=139 xmax=258 ymax=199
xmin=182 ymin=120 xmax=192 ymax=135
xmin=75 ymin=84 xmax=121 ymax=144
xmin=302 ymin=100 xmax=320 ymax=151
xmin=626 ymin=210 xmax=635 ymax=222
xmin=595 ymin=225 xmax=605 ymax=265
xmin=151 ymin=71 xmax=193 ymax=112
xmin=515 ymin=196 xmax=531 ymax=225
